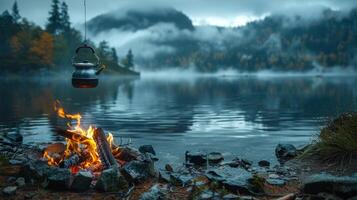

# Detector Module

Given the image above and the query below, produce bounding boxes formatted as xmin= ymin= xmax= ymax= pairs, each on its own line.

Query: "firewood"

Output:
xmin=55 ymin=128 xmax=89 ymax=142
xmin=93 ymin=128 xmax=119 ymax=170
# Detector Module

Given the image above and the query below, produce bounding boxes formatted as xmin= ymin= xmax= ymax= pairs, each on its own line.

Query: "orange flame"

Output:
xmin=43 ymin=101 xmax=117 ymax=171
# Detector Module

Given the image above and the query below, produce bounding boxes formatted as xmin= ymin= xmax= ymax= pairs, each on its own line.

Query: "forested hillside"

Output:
xmin=89 ymin=7 xmax=357 ymax=72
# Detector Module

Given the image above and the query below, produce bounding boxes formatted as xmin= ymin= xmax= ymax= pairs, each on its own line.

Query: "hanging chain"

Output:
xmin=84 ymin=0 xmax=87 ymax=43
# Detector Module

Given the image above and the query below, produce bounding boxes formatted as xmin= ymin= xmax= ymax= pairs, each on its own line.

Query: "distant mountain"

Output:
xmin=88 ymin=7 xmax=357 ymax=72
xmin=88 ymin=7 xmax=194 ymax=34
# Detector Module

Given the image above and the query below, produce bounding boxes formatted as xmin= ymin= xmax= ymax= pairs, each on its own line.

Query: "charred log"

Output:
xmin=93 ymin=128 xmax=119 ymax=170
xmin=55 ymin=128 xmax=89 ymax=143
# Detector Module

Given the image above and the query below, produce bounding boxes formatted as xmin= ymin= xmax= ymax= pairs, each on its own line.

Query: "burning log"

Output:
xmin=55 ymin=128 xmax=89 ymax=143
xmin=93 ymin=127 xmax=119 ymax=170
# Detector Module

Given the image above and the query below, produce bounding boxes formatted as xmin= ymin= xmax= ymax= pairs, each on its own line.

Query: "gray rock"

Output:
xmin=45 ymin=168 xmax=71 ymax=190
xmin=159 ymin=171 xmax=171 ymax=183
xmin=266 ymin=178 xmax=285 ymax=186
xmin=207 ymin=152 xmax=224 ymax=164
xmin=2 ymin=186 xmax=17 ymax=195
xmin=139 ymin=145 xmax=156 ymax=155
xmin=16 ymin=177 xmax=26 ymax=187
xmin=302 ymin=174 xmax=357 ymax=198
xmin=258 ymin=160 xmax=270 ymax=167
xmin=170 ymin=173 xmax=194 ymax=186
xmin=268 ymin=174 xmax=280 ymax=179
xmin=70 ymin=171 xmax=93 ymax=192
xmin=275 ymin=144 xmax=297 ymax=162
xmin=24 ymin=192 xmax=37 ymax=199
xmin=223 ymin=193 xmax=239 ymax=199
xmin=139 ymin=184 xmax=168 ymax=200
xmin=95 ymin=167 xmax=128 ymax=192
xmin=9 ymin=159 xmax=23 ymax=165
xmin=22 ymin=160 xmax=51 ymax=179
xmin=206 ymin=166 xmax=253 ymax=194
xmin=165 ymin=164 xmax=174 ymax=172
xmin=7 ymin=176 xmax=16 ymax=183
xmin=122 ymin=160 xmax=155 ymax=184
xmin=198 ymin=190 xmax=216 ymax=200
xmin=185 ymin=151 xmax=206 ymax=166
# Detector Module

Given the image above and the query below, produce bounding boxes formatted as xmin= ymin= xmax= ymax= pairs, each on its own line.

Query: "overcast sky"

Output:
xmin=1 ymin=0 xmax=357 ymax=27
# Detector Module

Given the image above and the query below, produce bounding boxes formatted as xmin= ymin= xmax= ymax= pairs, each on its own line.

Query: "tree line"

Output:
xmin=0 ymin=0 xmax=135 ymax=74
xmin=144 ymin=8 xmax=357 ymax=72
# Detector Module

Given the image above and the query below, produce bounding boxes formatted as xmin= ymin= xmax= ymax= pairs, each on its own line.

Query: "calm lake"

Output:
xmin=1 ymin=74 xmax=357 ymax=167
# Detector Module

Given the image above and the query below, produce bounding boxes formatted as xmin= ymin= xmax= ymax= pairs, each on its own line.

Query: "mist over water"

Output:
xmin=0 ymin=74 xmax=357 ymax=167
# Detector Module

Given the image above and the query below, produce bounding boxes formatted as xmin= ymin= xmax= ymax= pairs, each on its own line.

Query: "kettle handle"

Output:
xmin=75 ymin=44 xmax=95 ymax=54
xmin=72 ymin=44 xmax=100 ymax=67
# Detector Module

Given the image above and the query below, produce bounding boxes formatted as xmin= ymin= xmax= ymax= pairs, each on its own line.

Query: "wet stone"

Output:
xmin=2 ymin=186 xmax=17 ymax=195
xmin=223 ymin=193 xmax=240 ymax=200
xmin=268 ymin=174 xmax=280 ymax=179
xmin=170 ymin=172 xmax=194 ymax=186
xmin=165 ymin=164 xmax=174 ymax=172
xmin=205 ymin=166 xmax=253 ymax=194
xmin=159 ymin=171 xmax=171 ymax=183
xmin=139 ymin=184 xmax=168 ymax=200
xmin=139 ymin=145 xmax=156 ymax=155
xmin=275 ymin=144 xmax=297 ymax=162
xmin=207 ymin=152 xmax=224 ymax=164
xmin=266 ymin=178 xmax=286 ymax=186
xmin=198 ymin=190 xmax=220 ymax=200
xmin=16 ymin=177 xmax=26 ymax=187
xmin=7 ymin=176 xmax=16 ymax=184
xmin=24 ymin=192 xmax=37 ymax=199
xmin=9 ymin=159 xmax=23 ymax=165
xmin=45 ymin=168 xmax=71 ymax=190
xmin=95 ymin=167 xmax=128 ymax=192
xmin=185 ymin=151 xmax=206 ymax=166
xmin=302 ymin=173 xmax=357 ymax=198
xmin=122 ymin=160 xmax=155 ymax=184
xmin=70 ymin=171 xmax=93 ymax=192
xmin=22 ymin=160 xmax=51 ymax=179
xmin=258 ymin=160 xmax=270 ymax=167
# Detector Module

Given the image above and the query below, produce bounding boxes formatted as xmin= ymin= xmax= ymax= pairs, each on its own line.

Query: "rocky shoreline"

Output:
xmin=0 ymin=130 xmax=356 ymax=200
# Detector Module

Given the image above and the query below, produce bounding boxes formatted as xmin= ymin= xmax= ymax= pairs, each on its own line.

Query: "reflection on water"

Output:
xmin=0 ymin=75 xmax=357 ymax=166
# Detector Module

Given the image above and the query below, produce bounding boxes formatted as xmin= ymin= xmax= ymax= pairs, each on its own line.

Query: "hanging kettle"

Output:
xmin=71 ymin=44 xmax=104 ymax=88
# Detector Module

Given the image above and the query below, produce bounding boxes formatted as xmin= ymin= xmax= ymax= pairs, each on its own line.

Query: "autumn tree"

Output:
xmin=30 ymin=32 xmax=54 ymax=67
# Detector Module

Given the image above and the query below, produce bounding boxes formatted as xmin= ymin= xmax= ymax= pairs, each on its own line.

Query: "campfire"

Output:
xmin=43 ymin=101 xmax=123 ymax=174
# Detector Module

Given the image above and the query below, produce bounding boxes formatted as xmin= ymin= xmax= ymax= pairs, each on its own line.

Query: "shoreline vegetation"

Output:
xmin=0 ymin=0 xmax=140 ymax=76
xmin=0 ymin=113 xmax=356 ymax=199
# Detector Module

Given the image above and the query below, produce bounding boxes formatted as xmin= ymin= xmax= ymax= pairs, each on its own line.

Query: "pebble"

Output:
xmin=266 ymin=178 xmax=286 ymax=186
xmin=2 ymin=186 xmax=17 ymax=195
xmin=16 ymin=177 xmax=26 ymax=187
xmin=7 ymin=176 xmax=16 ymax=183
xmin=165 ymin=164 xmax=174 ymax=172
xmin=9 ymin=159 xmax=23 ymax=165
xmin=268 ymin=174 xmax=280 ymax=179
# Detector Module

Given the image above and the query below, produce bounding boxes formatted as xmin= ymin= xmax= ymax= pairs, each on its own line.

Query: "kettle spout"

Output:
xmin=95 ymin=65 xmax=105 ymax=75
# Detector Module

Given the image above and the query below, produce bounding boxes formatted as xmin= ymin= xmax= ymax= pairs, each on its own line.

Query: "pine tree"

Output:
xmin=46 ymin=0 xmax=61 ymax=34
xmin=124 ymin=49 xmax=134 ymax=69
xmin=111 ymin=48 xmax=118 ymax=63
xmin=11 ymin=0 xmax=20 ymax=23
xmin=60 ymin=2 xmax=70 ymax=32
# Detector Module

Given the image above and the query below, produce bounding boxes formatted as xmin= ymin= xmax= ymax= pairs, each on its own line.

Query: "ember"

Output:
xmin=43 ymin=101 xmax=121 ymax=173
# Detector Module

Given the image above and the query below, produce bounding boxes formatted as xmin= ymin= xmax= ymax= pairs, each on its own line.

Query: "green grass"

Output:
xmin=303 ymin=112 xmax=357 ymax=166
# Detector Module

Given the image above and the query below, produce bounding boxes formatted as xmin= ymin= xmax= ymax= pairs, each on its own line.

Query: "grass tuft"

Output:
xmin=303 ymin=112 xmax=357 ymax=166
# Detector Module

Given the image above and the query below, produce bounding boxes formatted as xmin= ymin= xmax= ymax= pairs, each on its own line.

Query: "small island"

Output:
xmin=0 ymin=0 xmax=139 ymax=76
